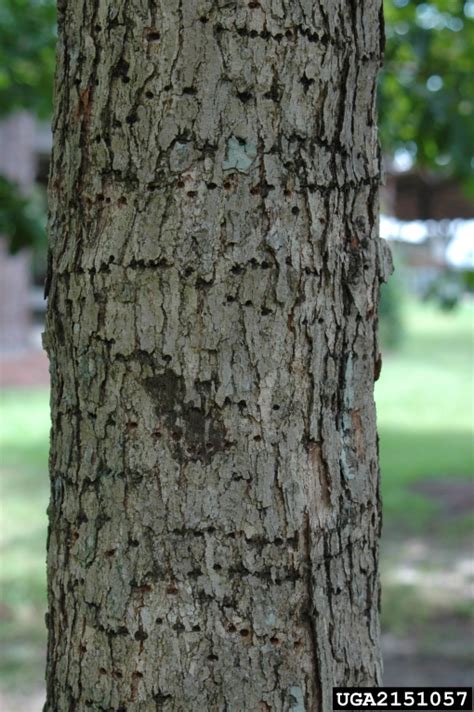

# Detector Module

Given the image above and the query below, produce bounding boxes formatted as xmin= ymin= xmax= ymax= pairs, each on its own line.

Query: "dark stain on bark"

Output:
xmin=144 ymin=370 xmax=226 ymax=462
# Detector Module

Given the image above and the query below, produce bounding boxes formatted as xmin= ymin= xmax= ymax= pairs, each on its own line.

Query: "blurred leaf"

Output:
xmin=0 ymin=0 xmax=56 ymax=119
xmin=0 ymin=177 xmax=46 ymax=254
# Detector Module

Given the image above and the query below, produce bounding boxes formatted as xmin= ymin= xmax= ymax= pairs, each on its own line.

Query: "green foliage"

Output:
xmin=0 ymin=0 xmax=54 ymax=255
xmin=0 ymin=176 xmax=46 ymax=254
xmin=380 ymin=0 xmax=474 ymax=195
xmin=0 ymin=0 xmax=56 ymax=119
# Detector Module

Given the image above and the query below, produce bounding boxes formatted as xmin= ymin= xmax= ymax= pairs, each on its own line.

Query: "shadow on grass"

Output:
xmin=379 ymin=426 xmax=473 ymax=528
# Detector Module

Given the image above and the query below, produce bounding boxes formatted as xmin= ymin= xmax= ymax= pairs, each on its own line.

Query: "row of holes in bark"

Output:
xmin=112 ymin=81 xmax=310 ymax=109
xmin=90 ymin=183 xmax=303 ymax=215
xmin=128 ymin=530 xmax=298 ymax=545
xmin=90 ymin=253 xmax=327 ymax=277
xmin=148 ymin=178 xmax=337 ymax=200
xmin=89 ymin=193 xmax=127 ymax=206
xmin=95 ymin=626 xmax=302 ymax=649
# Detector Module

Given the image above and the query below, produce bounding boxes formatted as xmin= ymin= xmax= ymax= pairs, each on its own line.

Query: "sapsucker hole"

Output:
xmin=237 ymin=90 xmax=253 ymax=103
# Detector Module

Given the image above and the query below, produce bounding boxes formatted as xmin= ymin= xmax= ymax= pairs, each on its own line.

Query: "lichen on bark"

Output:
xmin=44 ymin=1 xmax=389 ymax=710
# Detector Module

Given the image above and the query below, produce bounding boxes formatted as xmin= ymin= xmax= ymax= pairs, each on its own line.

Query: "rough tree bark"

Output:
xmin=44 ymin=1 xmax=391 ymax=710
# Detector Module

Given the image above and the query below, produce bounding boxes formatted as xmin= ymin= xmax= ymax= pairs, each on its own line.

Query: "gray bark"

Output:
xmin=44 ymin=1 xmax=391 ymax=710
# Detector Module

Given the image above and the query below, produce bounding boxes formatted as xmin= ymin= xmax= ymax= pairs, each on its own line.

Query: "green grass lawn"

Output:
xmin=376 ymin=299 xmax=474 ymax=526
xmin=0 ymin=298 xmax=472 ymax=691
xmin=0 ymin=390 xmax=50 ymax=690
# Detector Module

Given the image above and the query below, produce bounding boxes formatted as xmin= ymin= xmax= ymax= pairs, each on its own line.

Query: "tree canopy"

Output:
xmin=380 ymin=0 xmax=474 ymax=194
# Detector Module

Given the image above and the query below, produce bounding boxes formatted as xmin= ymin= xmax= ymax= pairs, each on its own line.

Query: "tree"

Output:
xmin=3 ymin=1 xmax=473 ymax=254
xmin=44 ymin=2 xmax=392 ymax=710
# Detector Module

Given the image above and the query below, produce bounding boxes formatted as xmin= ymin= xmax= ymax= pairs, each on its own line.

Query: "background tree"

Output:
xmin=0 ymin=0 xmax=56 ymax=253
xmin=44 ymin=1 xmax=391 ymax=710
xmin=380 ymin=0 xmax=474 ymax=195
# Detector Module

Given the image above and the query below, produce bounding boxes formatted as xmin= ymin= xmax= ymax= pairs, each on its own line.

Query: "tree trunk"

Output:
xmin=45 ymin=2 xmax=391 ymax=710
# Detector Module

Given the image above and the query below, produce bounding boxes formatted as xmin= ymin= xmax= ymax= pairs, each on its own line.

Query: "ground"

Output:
xmin=0 ymin=299 xmax=472 ymax=708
